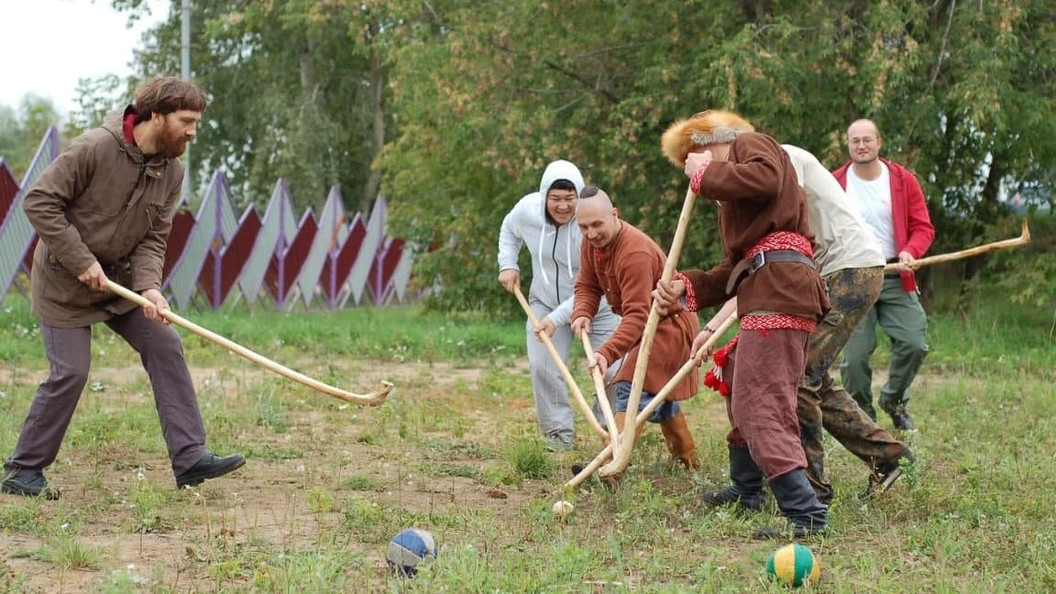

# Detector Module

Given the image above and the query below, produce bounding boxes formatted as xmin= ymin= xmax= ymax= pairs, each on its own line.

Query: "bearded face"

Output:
xmin=154 ymin=109 xmax=201 ymax=159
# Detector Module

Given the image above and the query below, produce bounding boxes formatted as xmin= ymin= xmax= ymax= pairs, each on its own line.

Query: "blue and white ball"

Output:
xmin=387 ymin=528 xmax=437 ymax=577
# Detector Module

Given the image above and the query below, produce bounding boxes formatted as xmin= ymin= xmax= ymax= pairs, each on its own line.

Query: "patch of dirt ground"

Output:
xmin=0 ymin=358 xmax=546 ymax=593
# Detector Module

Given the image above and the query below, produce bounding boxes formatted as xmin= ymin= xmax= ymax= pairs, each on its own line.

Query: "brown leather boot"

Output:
xmin=660 ymin=411 xmax=700 ymax=470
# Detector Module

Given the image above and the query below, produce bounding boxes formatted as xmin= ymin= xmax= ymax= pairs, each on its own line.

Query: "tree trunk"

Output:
xmin=360 ymin=38 xmax=385 ymax=214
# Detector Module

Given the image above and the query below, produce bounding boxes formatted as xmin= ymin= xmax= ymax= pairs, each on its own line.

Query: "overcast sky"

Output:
xmin=0 ymin=0 xmax=168 ymax=116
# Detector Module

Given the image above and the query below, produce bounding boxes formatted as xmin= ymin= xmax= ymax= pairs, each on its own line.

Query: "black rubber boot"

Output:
xmin=702 ymin=446 xmax=765 ymax=511
xmin=753 ymin=469 xmax=828 ymax=539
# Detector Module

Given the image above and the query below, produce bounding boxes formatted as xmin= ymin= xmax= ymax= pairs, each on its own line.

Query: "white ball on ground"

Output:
xmin=552 ymin=500 xmax=574 ymax=519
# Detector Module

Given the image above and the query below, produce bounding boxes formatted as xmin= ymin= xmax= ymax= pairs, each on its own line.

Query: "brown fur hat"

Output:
xmin=660 ymin=110 xmax=755 ymax=167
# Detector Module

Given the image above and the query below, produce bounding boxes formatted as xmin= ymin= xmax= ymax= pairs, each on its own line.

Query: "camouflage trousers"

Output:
xmin=798 ymin=266 xmax=909 ymax=503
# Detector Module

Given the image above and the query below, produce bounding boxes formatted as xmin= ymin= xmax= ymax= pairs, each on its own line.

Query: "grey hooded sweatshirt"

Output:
xmin=498 ymin=160 xmax=599 ymax=324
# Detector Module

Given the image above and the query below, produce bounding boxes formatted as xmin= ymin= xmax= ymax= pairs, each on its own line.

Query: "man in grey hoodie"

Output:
xmin=497 ymin=160 xmax=620 ymax=451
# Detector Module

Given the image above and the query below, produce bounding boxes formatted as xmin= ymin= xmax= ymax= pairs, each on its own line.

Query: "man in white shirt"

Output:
xmin=832 ymin=119 xmax=935 ymax=432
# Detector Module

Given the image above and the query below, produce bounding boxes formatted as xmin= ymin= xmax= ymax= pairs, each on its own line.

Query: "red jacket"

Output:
xmin=832 ymin=158 xmax=935 ymax=292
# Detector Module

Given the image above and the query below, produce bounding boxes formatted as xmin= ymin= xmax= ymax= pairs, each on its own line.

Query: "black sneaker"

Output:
xmin=2 ymin=470 xmax=60 ymax=500
xmin=175 ymin=453 xmax=246 ymax=489
xmin=889 ymin=410 xmax=916 ymax=432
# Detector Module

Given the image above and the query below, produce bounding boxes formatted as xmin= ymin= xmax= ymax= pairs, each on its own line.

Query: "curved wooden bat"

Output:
xmin=512 ymin=286 xmax=608 ymax=440
xmin=581 ymin=332 xmax=620 ymax=451
xmin=107 ymin=280 xmax=393 ymax=406
xmin=566 ymin=313 xmax=738 ymax=489
xmin=884 ymin=219 xmax=1031 ymax=271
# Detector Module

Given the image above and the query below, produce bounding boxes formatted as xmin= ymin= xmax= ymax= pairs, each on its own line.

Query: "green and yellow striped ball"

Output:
xmin=766 ymin=543 xmax=820 ymax=587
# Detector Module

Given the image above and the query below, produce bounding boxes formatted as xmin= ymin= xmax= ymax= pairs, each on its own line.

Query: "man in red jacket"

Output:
xmin=832 ymin=119 xmax=935 ymax=432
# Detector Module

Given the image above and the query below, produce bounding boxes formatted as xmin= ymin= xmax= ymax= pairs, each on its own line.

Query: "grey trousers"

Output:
xmin=840 ymin=276 xmax=929 ymax=419
xmin=5 ymin=309 xmax=208 ymax=475
xmin=526 ymin=300 xmax=620 ymax=445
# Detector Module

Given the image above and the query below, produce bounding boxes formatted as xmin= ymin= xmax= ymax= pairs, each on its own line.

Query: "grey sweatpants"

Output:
xmin=5 ymin=309 xmax=208 ymax=475
xmin=527 ymin=300 xmax=620 ymax=445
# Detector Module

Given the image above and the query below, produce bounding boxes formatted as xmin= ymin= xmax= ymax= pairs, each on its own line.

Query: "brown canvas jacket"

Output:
xmin=683 ymin=133 xmax=829 ymax=321
xmin=24 ymin=108 xmax=185 ymax=327
xmin=573 ymin=222 xmax=700 ymax=401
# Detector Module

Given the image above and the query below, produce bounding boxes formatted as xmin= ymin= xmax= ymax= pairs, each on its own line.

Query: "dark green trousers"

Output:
xmin=840 ymin=275 xmax=929 ymax=419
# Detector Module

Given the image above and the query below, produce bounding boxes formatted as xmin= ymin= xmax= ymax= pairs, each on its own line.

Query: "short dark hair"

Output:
xmin=134 ymin=77 xmax=208 ymax=121
xmin=579 ymin=185 xmax=601 ymax=199
xmin=548 ymin=179 xmax=577 ymax=192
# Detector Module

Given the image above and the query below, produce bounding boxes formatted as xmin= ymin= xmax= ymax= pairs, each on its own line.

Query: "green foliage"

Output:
xmin=0 ymin=96 xmax=62 ymax=178
xmin=380 ymin=0 xmax=1056 ymax=313
xmin=501 ymin=434 xmax=554 ymax=482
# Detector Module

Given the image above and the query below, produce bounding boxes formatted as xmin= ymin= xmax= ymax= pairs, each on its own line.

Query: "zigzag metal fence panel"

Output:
xmin=0 ymin=127 xmax=416 ymax=310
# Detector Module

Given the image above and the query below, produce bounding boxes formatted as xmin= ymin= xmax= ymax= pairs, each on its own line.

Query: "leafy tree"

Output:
xmin=0 ymin=96 xmax=61 ymax=178
xmin=106 ymin=0 xmax=409 ymax=212
xmin=381 ymin=0 xmax=1055 ymax=314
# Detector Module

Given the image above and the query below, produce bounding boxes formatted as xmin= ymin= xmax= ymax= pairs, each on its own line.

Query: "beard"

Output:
xmin=155 ymin=123 xmax=190 ymax=159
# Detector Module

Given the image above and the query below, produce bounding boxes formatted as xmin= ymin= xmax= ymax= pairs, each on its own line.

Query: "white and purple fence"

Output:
xmin=0 ymin=127 xmax=415 ymax=310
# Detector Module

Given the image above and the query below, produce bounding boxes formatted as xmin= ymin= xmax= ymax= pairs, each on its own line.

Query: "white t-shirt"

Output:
xmin=846 ymin=163 xmax=897 ymax=260
xmin=782 ymin=145 xmax=884 ymax=275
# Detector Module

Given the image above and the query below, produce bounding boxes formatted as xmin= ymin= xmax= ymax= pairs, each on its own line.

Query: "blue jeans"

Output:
xmin=613 ymin=381 xmax=680 ymax=424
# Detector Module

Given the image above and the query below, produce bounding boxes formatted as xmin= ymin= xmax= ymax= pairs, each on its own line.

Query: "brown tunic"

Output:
xmin=24 ymin=109 xmax=184 ymax=328
xmin=682 ymin=133 xmax=829 ymax=319
xmin=573 ymin=222 xmax=700 ymax=401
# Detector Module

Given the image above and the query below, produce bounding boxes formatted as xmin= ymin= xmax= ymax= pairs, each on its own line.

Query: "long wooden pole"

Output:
xmin=107 ymin=280 xmax=393 ymax=406
xmin=566 ymin=313 xmax=738 ymax=490
xmin=512 ymin=286 xmax=608 ymax=440
xmin=581 ymin=332 xmax=620 ymax=451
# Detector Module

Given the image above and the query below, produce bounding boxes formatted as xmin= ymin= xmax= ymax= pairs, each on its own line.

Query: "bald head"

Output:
xmin=846 ymin=119 xmax=882 ymax=166
xmin=847 ymin=119 xmax=880 ymax=140
xmin=577 ymin=186 xmax=621 ymax=248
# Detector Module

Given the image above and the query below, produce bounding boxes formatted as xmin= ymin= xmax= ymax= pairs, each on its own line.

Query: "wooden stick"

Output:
xmin=599 ymin=185 xmax=698 ymax=478
xmin=512 ymin=286 xmax=608 ymax=440
xmin=106 ymin=280 xmax=393 ymax=406
xmin=565 ymin=313 xmax=738 ymax=489
xmin=581 ymin=332 xmax=620 ymax=452
xmin=884 ymin=219 xmax=1031 ymax=271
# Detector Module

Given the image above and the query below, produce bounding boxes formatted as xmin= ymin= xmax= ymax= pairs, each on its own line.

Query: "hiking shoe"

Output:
xmin=752 ymin=521 xmax=827 ymax=540
xmin=545 ymin=435 xmax=573 ymax=452
xmin=889 ymin=410 xmax=916 ymax=432
xmin=175 ymin=453 xmax=246 ymax=489
xmin=2 ymin=470 xmax=60 ymax=500
xmin=881 ymin=403 xmax=917 ymax=432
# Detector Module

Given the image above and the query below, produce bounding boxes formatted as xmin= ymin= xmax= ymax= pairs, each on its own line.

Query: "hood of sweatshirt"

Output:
xmin=535 ymin=160 xmax=585 ymax=285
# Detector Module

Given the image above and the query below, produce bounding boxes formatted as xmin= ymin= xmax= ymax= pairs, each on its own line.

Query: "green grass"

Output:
xmin=0 ymin=287 xmax=1053 ymax=592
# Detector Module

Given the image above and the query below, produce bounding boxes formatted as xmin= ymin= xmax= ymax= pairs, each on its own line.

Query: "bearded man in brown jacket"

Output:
xmin=2 ymin=77 xmax=244 ymax=500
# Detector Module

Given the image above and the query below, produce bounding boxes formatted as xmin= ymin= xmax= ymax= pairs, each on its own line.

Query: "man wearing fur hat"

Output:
xmin=498 ymin=160 xmax=620 ymax=452
xmin=656 ymin=111 xmax=829 ymax=538
xmin=657 ymin=112 xmax=916 ymax=514
xmin=570 ymin=186 xmax=700 ymax=477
